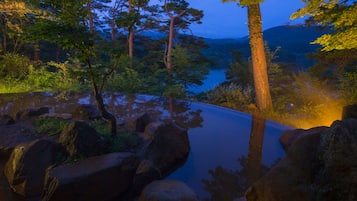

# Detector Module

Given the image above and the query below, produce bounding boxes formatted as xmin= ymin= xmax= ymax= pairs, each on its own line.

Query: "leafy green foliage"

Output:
xmin=0 ymin=53 xmax=32 ymax=78
xmin=225 ymin=50 xmax=252 ymax=88
xmin=171 ymin=45 xmax=209 ymax=89
xmin=0 ymin=55 xmax=86 ymax=94
xmin=292 ymin=1 xmax=357 ymax=51
xmin=307 ymin=48 xmax=357 ymax=80
xmin=206 ymin=83 xmax=253 ymax=110
xmin=34 ymin=117 xmax=69 ymax=136
xmin=107 ymin=67 xmax=144 ymax=93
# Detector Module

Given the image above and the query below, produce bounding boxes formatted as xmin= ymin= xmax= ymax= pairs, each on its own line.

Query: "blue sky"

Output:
xmin=186 ymin=0 xmax=305 ymax=38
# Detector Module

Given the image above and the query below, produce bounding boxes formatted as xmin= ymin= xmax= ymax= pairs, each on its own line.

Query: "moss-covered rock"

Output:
xmin=59 ymin=121 xmax=108 ymax=157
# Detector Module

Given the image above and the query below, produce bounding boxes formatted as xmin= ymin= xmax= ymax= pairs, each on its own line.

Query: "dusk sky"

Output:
xmin=185 ymin=0 xmax=305 ymax=39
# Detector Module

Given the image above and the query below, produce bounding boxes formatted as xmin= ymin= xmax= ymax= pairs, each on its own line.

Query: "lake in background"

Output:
xmin=189 ymin=69 xmax=227 ymax=93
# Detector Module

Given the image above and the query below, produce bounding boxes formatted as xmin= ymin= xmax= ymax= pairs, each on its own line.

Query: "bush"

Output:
xmin=0 ymin=53 xmax=33 ymax=78
xmin=206 ymin=83 xmax=253 ymax=110
xmin=0 ymin=59 xmax=86 ymax=93
xmin=268 ymin=72 xmax=344 ymax=128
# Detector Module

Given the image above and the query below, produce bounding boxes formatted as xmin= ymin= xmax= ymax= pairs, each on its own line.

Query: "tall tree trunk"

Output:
xmin=2 ymin=17 xmax=7 ymax=53
xmin=111 ymin=17 xmax=116 ymax=41
xmin=87 ymin=2 xmax=94 ymax=35
xmin=163 ymin=0 xmax=185 ymax=71
xmin=33 ymin=41 xmax=40 ymax=65
xmin=128 ymin=1 xmax=134 ymax=58
xmin=246 ymin=114 xmax=265 ymax=187
xmin=165 ymin=16 xmax=175 ymax=71
xmin=247 ymin=4 xmax=272 ymax=111
xmin=128 ymin=28 xmax=134 ymax=58
xmin=56 ymin=46 xmax=61 ymax=62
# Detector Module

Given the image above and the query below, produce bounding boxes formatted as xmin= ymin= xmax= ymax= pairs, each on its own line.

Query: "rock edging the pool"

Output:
xmin=245 ymin=118 xmax=357 ymax=201
xmin=0 ymin=105 xmax=194 ymax=201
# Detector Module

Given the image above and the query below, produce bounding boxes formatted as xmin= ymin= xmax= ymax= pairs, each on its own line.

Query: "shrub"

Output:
xmin=0 ymin=53 xmax=33 ymax=78
xmin=207 ymin=83 xmax=253 ymax=110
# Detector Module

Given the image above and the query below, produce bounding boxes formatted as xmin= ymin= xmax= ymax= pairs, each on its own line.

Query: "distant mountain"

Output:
xmin=202 ymin=25 xmax=331 ymax=70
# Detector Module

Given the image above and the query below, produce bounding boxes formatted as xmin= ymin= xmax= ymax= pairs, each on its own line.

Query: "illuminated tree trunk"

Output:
xmin=247 ymin=4 xmax=272 ymax=111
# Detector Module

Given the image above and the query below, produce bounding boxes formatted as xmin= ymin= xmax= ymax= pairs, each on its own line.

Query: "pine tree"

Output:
xmin=222 ymin=0 xmax=273 ymax=111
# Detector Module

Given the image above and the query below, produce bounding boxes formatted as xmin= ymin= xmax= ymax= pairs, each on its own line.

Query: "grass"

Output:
xmin=90 ymin=120 xmax=138 ymax=152
xmin=33 ymin=117 xmax=69 ymax=136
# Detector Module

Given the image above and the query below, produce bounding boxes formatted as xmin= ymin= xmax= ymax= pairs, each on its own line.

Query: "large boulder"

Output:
xmin=125 ymin=113 xmax=153 ymax=132
xmin=132 ymin=159 xmax=162 ymax=194
xmin=342 ymin=103 xmax=357 ymax=119
xmin=246 ymin=119 xmax=357 ymax=201
xmin=16 ymin=107 xmax=50 ymax=120
xmin=58 ymin=121 xmax=108 ymax=157
xmin=138 ymin=180 xmax=198 ymax=201
xmin=72 ymin=104 xmax=101 ymax=120
xmin=41 ymin=152 xmax=140 ymax=201
xmin=0 ymin=114 xmax=15 ymax=126
xmin=143 ymin=121 xmax=190 ymax=176
xmin=40 ymin=113 xmax=72 ymax=120
xmin=0 ymin=120 xmax=38 ymax=158
xmin=4 ymin=139 xmax=64 ymax=197
xmin=314 ymin=119 xmax=357 ymax=200
xmin=279 ymin=126 xmax=327 ymax=152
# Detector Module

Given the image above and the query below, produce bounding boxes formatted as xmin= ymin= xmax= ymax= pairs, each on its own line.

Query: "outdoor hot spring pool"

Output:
xmin=0 ymin=92 xmax=292 ymax=201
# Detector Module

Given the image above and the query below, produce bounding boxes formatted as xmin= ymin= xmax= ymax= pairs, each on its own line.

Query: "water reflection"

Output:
xmin=166 ymin=97 xmax=204 ymax=128
xmin=0 ymin=92 xmax=203 ymax=129
xmin=201 ymin=115 xmax=270 ymax=200
xmin=246 ymin=115 xmax=266 ymax=187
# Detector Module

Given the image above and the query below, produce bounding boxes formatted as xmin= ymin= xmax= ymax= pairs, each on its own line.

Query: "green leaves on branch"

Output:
xmin=290 ymin=0 xmax=338 ymax=19
xmin=27 ymin=20 xmax=92 ymax=49
xmin=313 ymin=28 xmax=357 ymax=51
xmin=292 ymin=0 xmax=357 ymax=51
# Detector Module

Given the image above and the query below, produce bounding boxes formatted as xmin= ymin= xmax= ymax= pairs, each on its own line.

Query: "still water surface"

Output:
xmin=0 ymin=92 xmax=291 ymax=200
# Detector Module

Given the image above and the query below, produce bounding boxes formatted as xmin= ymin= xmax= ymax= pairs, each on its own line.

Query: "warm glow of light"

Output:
xmin=290 ymin=102 xmax=343 ymax=129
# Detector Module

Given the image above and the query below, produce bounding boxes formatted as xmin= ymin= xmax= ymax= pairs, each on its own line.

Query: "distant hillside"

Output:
xmin=202 ymin=25 xmax=330 ymax=70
